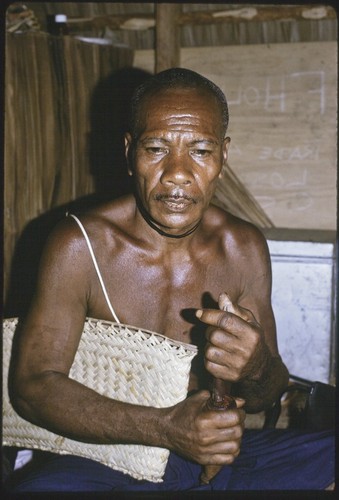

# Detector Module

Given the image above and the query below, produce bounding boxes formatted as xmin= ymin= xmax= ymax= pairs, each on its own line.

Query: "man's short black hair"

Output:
xmin=128 ymin=67 xmax=229 ymax=140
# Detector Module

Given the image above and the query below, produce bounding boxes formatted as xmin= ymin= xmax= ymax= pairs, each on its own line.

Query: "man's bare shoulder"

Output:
xmin=205 ymin=204 xmax=267 ymax=250
xmin=205 ymin=205 xmax=272 ymax=299
xmin=39 ymin=196 xmax=135 ymax=272
xmin=72 ymin=195 xmax=135 ymax=231
xmin=51 ymin=196 xmax=134 ymax=239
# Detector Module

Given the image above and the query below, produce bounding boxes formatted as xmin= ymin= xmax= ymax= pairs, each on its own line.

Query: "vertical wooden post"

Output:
xmin=155 ymin=3 xmax=181 ymax=73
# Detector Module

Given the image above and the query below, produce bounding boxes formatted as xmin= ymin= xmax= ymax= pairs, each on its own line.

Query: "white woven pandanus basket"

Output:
xmin=2 ymin=318 xmax=197 ymax=482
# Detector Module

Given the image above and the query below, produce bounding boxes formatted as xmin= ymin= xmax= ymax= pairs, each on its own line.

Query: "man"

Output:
xmin=9 ymin=68 xmax=334 ymax=491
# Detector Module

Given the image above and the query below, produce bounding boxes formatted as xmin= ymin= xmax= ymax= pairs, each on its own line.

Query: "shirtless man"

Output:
xmin=9 ymin=68 xmax=334 ymax=491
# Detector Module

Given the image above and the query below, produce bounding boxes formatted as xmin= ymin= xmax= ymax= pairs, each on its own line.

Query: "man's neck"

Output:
xmin=135 ymin=196 xmax=202 ymax=241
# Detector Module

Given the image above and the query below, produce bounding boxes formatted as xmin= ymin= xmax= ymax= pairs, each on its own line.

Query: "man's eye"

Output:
xmin=146 ymin=147 xmax=166 ymax=155
xmin=192 ymin=149 xmax=211 ymax=157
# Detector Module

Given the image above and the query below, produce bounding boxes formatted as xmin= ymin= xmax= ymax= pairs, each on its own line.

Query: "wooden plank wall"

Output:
xmin=4 ymin=32 xmax=133 ymax=306
xmin=134 ymin=41 xmax=337 ymax=231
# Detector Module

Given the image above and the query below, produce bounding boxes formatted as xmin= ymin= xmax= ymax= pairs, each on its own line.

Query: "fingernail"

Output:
xmin=195 ymin=309 xmax=203 ymax=319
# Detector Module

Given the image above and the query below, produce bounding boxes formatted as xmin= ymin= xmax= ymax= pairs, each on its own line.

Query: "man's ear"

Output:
xmin=219 ymin=136 xmax=231 ymax=178
xmin=223 ymin=136 xmax=231 ymax=162
xmin=124 ymin=133 xmax=133 ymax=176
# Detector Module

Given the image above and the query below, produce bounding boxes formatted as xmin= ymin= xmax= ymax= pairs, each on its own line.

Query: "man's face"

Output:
xmin=125 ymin=87 xmax=230 ymax=236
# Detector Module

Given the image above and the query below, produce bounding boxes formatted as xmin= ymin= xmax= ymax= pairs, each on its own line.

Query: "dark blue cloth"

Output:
xmin=7 ymin=429 xmax=334 ymax=492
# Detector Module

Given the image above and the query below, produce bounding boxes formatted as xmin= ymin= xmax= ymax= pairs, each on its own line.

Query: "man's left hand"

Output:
xmin=196 ymin=293 xmax=271 ymax=383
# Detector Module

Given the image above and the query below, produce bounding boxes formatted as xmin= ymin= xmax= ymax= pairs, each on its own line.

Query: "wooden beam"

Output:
xmin=67 ymin=15 xmax=154 ymax=31
xmin=65 ymin=5 xmax=336 ymax=33
xmin=178 ymin=5 xmax=337 ymax=25
xmin=155 ymin=4 xmax=181 ymax=73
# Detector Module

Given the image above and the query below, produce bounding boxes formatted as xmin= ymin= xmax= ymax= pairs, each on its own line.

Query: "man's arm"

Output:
xmin=11 ymin=219 xmax=165 ymax=446
xmin=228 ymin=295 xmax=289 ymax=413
xmin=11 ymin=218 xmax=244 ymax=465
xmin=196 ymin=228 xmax=289 ymax=413
xmin=197 ymin=300 xmax=288 ymax=413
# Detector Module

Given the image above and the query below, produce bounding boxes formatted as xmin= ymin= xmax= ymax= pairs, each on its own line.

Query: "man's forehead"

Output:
xmin=138 ymin=87 xmax=221 ymax=120
xmin=133 ymin=86 xmax=225 ymax=138
xmin=143 ymin=85 xmax=215 ymax=103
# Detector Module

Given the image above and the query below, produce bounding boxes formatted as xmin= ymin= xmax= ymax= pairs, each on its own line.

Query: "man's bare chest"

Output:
xmin=87 ymin=250 xmax=241 ymax=343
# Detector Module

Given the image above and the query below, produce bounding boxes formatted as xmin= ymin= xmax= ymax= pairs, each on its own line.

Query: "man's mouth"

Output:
xmin=164 ymin=199 xmax=189 ymax=210
xmin=155 ymin=192 xmax=197 ymax=211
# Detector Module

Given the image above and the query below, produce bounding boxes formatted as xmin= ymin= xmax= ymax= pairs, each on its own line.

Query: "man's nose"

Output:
xmin=160 ymin=152 xmax=194 ymax=186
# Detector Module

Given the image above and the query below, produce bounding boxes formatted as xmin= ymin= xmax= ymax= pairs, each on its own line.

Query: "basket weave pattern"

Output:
xmin=3 ymin=318 xmax=197 ymax=482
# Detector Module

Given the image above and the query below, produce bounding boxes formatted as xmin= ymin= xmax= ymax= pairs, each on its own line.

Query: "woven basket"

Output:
xmin=2 ymin=318 xmax=197 ymax=482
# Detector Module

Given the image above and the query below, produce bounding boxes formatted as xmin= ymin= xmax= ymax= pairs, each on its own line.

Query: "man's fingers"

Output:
xmin=196 ymin=308 xmax=241 ymax=331
xmin=219 ymin=292 xmax=254 ymax=323
xmin=218 ymin=292 xmax=236 ymax=313
xmin=196 ymin=292 xmax=258 ymax=329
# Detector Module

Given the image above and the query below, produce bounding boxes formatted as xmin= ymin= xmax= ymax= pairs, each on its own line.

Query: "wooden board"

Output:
xmin=134 ymin=42 xmax=337 ymax=230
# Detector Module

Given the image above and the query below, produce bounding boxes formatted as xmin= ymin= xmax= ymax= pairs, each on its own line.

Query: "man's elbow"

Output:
xmin=10 ymin=370 xmax=59 ymax=425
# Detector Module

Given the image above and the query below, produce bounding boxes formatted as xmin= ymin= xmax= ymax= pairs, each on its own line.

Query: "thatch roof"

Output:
xmin=9 ymin=3 xmax=337 ymax=49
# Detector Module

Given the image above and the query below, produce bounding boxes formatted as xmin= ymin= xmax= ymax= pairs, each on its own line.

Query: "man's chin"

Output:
xmin=148 ymin=213 xmax=202 ymax=239
xmin=137 ymin=197 xmax=203 ymax=237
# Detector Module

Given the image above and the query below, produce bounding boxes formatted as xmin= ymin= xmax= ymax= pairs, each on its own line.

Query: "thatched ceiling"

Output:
xmin=10 ymin=3 xmax=338 ymax=49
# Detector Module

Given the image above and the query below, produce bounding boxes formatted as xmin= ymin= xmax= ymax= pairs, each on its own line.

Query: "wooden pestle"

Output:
xmin=200 ymin=293 xmax=237 ymax=485
xmin=200 ymin=378 xmax=236 ymax=484
xmin=200 ymin=292 xmax=237 ymax=484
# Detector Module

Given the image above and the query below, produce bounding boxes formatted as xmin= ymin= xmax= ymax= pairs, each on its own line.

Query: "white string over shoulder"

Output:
xmin=68 ymin=213 xmax=120 ymax=323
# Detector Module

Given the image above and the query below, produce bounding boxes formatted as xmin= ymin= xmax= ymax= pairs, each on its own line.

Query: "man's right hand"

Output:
xmin=162 ymin=390 xmax=245 ymax=466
